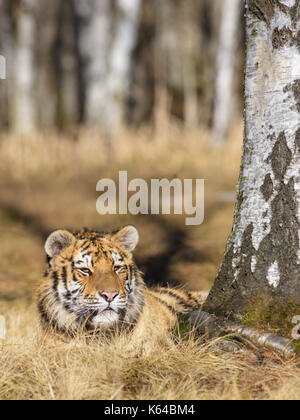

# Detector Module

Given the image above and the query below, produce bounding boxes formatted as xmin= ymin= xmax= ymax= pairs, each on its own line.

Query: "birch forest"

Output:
xmin=3 ymin=0 xmax=300 ymax=401
xmin=0 ymin=0 xmax=244 ymax=141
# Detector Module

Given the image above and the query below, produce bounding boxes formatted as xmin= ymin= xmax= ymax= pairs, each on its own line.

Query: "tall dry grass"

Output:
xmin=0 ymin=124 xmax=299 ymax=400
xmin=0 ymin=123 xmax=242 ymax=187
xmin=1 ymin=299 xmax=300 ymax=400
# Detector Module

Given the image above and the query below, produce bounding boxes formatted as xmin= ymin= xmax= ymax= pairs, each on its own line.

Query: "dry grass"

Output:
xmin=0 ymin=123 xmax=299 ymax=400
xmin=1 ymin=300 xmax=300 ymax=400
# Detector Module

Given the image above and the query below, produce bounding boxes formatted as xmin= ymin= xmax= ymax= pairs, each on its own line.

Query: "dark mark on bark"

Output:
xmin=254 ymin=177 xmax=300 ymax=299
xmin=249 ymin=0 xmax=288 ymax=26
xmin=267 ymin=132 xmax=276 ymax=141
xmin=272 ymin=26 xmax=294 ymax=49
xmin=284 ymin=79 xmax=300 ymax=113
xmin=271 ymin=26 xmax=300 ymax=53
xmin=249 ymin=0 xmax=300 ymax=53
xmin=268 ymin=132 xmax=292 ymax=181
xmin=291 ymin=2 xmax=300 ymax=26
xmin=239 ymin=223 xmax=257 ymax=285
xmin=260 ymin=173 xmax=273 ymax=201
xmin=295 ymin=128 xmax=300 ymax=153
xmin=292 ymin=79 xmax=300 ymax=113
xmin=296 ymin=30 xmax=300 ymax=52
xmin=255 ymin=131 xmax=300 ymax=304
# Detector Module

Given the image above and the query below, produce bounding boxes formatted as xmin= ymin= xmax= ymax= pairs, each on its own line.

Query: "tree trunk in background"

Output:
xmin=125 ymin=0 xmax=156 ymax=127
xmin=181 ymin=0 xmax=199 ymax=131
xmin=36 ymin=0 xmax=60 ymax=129
xmin=212 ymin=0 xmax=241 ymax=147
xmin=205 ymin=0 xmax=300 ymax=320
xmin=153 ymin=0 xmax=176 ymax=131
xmin=105 ymin=0 xmax=141 ymax=136
xmin=11 ymin=0 xmax=36 ymax=135
xmin=0 ymin=0 xmax=11 ymax=129
xmin=56 ymin=1 xmax=79 ymax=128
xmin=198 ymin=0 xmax=223 ymax=127
xmin=128 ymin=0 xmax=226 ymax=129
xmin=73 ymin=0 xmax=110 ymax=125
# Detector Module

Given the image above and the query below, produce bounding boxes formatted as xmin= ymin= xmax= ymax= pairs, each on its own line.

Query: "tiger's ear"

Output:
xmin=112 ymin=225 xmax=139 ymax=252
xmin=45 ymin=230 xmax=75 ymax=258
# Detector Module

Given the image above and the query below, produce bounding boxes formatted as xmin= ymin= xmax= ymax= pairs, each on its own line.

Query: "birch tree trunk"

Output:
xmin=105 ymin=0 xmax=142 ymax=136
xmin=36 ymin=0 xmax=60 ymax=129
xmin=153 ymin=0 xmax=177 ymax=131
xmin=181 ymin=0 xmax=199 ymax=131
xmin=0 ymin=0 xmax=11 ymax=128
xmin=11 ymin=0 xmax=36 ymax=135
xmin=205 ymin=0 xmax=300 ymax=320
xmin=212 ymin=0 xmax=241 ymax=147
xmin=73 ymin=0 xmax=110 ymax=125
xmin=56 ymin=1 xmax=79 ymax=127
xmin=125 ymin=0 xmax=156 ymax=127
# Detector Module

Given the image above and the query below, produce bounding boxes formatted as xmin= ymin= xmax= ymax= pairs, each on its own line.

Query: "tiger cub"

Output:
xmin=37 ymin=225 xmax=206 ymax=338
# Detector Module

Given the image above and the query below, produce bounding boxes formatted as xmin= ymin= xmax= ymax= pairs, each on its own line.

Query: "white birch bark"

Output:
xmin=235 ymin=0 xmax=300 ymax=284
xmin=181 ymin=0 xmax=199 ymax=131
xmin=104 ymin=0 xmax=142 ymax=135
xmin=0 ymin=0 xmax=11 ymax=127
xmin=57 ymin=1 xmax=79 ymax=126
xmin=73 ymin=0 xmax=110 ymax=125
xmin=212 ymin=0 xmax=241 ymax=147
xmin=205 ymin=0 xmax=300 ymax=318
xmin=12 ymin=0 xmax=36 ymax=135
xmin=153 ymin=0 xmax=177 ymax=131
xmin=0 ymin=0 xmax=9 ymax=77
xmin=36 ymin=0 xmax=60 ymax=128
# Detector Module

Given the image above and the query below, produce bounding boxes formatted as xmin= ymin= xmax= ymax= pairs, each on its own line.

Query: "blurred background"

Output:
xmin=0 ymin=0 xmax=245 ymax=138
xmin=0 ymin=0 xmax=244 ymax=301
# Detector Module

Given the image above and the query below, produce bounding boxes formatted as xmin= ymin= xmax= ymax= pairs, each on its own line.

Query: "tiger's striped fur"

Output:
xmin=37 ymin=225 xmax=206 ymax=338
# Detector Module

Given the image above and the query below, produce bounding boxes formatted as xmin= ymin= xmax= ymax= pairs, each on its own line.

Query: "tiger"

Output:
xmin=37 ymin=225 xmax=207 ymax=342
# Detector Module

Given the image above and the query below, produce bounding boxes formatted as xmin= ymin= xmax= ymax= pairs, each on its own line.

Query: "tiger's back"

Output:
xmin=37 ymin=225 xmax=206 ymax=339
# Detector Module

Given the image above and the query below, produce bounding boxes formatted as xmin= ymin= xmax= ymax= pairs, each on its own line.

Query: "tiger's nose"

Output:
xmin=100 ymin=291 xmax=118 ymax=302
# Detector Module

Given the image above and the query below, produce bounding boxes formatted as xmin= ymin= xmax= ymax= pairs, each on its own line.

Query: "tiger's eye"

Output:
xmin=78 ymin=268 xmax=92 ymax=276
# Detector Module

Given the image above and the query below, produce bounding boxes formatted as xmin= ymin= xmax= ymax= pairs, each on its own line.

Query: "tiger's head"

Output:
xmin=38 ymin=225 xmax=145 ymax=334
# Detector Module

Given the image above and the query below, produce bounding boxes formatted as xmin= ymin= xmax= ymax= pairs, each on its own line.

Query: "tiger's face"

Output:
xmin=42 ymin=225 xmax=144 ymax=332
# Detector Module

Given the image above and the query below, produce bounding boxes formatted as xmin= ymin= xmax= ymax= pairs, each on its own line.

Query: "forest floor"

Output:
xmin=0 ymin=124 xmax=300 ymax=400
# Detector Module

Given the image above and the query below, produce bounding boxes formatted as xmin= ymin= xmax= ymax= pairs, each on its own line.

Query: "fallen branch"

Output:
xmin=188 ymin=311 xmax=295 ymax=358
